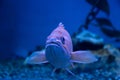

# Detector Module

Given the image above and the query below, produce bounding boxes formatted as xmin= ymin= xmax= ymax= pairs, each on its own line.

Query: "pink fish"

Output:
xmin=24 ymin=23 xmax=97 ymax=77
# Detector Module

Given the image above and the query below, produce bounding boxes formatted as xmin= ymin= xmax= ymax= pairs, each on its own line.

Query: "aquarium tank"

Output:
xmin=0 ymin=0 xmax=120 ymax=80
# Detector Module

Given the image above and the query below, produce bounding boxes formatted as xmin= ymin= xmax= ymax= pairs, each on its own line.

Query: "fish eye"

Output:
xmin=61 ymin=37 xmax=65 ymax=44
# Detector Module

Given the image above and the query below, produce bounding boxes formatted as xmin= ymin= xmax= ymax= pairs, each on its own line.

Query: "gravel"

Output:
xmin=0 ymin=58 xmax=119 ymax=80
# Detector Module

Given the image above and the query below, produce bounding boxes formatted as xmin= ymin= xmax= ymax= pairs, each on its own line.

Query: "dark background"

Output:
xmin=0 ymin=0 xmax=120 ymax=59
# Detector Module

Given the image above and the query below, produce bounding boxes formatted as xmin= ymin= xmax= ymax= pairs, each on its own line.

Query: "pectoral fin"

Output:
xmin=71 ymin=51 xmax=98 ymax=63
xmin=24 ymin=50 xmax=48 ymax=64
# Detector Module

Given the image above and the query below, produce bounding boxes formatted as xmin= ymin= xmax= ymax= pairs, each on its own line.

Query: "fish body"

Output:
xmin=24 ymin=23 xmax=97 ymax=77
xmin=45 ymin=23 xmax=72 ymax=68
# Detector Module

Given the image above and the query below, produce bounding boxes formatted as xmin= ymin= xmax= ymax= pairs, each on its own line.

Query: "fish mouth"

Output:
xmin=46 ymin=41 xmax=62 ymax=47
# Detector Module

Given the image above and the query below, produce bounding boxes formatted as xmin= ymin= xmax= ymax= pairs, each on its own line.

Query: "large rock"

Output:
xmin=72 ymin=30 xmax=104 ymax=50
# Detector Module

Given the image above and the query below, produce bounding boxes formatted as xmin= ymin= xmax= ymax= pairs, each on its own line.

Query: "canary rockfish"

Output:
xmin=24 ymin=22 xmax=97 ymax=77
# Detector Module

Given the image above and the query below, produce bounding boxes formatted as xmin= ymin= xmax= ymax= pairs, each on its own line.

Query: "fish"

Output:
xmin=24 ymin=22 xmax=97 ymax=78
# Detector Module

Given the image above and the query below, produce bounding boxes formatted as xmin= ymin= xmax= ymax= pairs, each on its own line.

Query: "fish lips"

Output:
xmin=46 ymin=42 xmax=64 ymax=54
xmin=46 ymin=42 xmax=64 ymax=55
xmin=46 ymin=41 xmax=62 ymax=48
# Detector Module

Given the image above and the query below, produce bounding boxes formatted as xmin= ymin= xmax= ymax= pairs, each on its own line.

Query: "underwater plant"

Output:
xmin=73 ymin=0 xmax=120 ymax=42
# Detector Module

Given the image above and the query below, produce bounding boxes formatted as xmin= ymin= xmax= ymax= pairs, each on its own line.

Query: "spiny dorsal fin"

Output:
xmin=58 ymin=22 xmax=64 ymax=28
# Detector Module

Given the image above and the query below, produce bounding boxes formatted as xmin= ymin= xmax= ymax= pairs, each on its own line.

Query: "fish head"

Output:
xmin=46 ymin=23 xmax=65 ymax=46
xmin=46 ymin=22 xmax=73 ymax=53
xmin=46 ymin=35 xmax=65 ymax=49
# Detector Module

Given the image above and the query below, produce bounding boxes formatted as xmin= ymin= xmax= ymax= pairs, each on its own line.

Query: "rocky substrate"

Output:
xmin=0 ymin=58 xmax=120 ymax=80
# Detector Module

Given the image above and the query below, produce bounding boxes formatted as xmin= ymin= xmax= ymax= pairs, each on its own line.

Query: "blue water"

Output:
xmin=0 ymin=0 xmax=120 ymax=59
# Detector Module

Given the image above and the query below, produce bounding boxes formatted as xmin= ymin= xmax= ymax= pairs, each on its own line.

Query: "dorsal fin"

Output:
xmin=58 ymin=22 xmax=64 ymax=28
